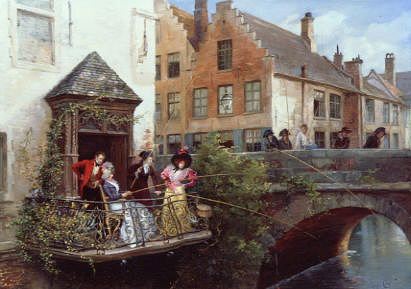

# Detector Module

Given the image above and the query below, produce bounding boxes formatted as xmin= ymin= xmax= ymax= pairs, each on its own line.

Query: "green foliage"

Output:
xmin=281 ymin=175 xmax=323 ymax=214
xmin=173 ymin=133 xmax=271 ymax=289
xmin=14 ymin=99 xmax=140 ymax=274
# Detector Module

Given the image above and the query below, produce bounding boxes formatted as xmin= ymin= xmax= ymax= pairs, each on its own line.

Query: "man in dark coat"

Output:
xmin=334 ymin=127 xmax=352 ymax=149
xmin=128 ymin=151 xmax=161 ymax=207
xmin=72 ymin=151 xmax=105 ymax=200
xmin=363 ymin=127 xmax=386 ymax=149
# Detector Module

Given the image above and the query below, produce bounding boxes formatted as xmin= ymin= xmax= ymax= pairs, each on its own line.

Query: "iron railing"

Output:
xmin=25 ymin=193 xmax=211 ymax=254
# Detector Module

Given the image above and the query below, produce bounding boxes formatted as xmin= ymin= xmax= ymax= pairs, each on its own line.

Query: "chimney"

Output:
xmin=216 ymin=0 xmax=233 ymax=13
xmin=194 ymin=0 xmax=208 ymax=42
xmin=344 ymin=55 xmax=364 ymax=90
xmin=333 ymin=45 xmax=343 ymax=69
xmin=301 ymin=12 xmax=316 ymax=53
xmin=384 ymin=53 xmax=396 ymax=85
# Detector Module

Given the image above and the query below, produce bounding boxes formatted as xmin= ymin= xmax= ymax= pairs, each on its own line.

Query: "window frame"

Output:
xmin=193 ymin=88 xmax=208 ymax=118
xmin=217 ymin=39 xmax=232 ymax=71
xmin=11 ymin=0 xmax=56 ymax=71
xmin=392 ymin=104 xmax=399 ymax=126
xmin=383 ymin=102 xmax=390 ymax=124
xmin=365 ymin=99 xmax=375 ymax=123
xmin=167 ymin=92 xmax=181 ymax=120
xmin=244 ymin=81 xmax=262 ymax=113
xmin=155 ymin=135 xmax=164 ymax=155
xmin=244 ymin=128 xmax=262 ymax=152
xmin=329 ymin=93 xmax=341 ymax=119
xmin=167 ymin=134 xmax=181 ymax=154
xmin=313 ymin=90 xmax=326 ymax=118
xmin=392 ymin=133 xmax=399 ymax=149
xmin=314 ymin=131 xmax=326 ymax=148
xmin=193 ymin=132 xmax=208 ymax=152
xmin=167 ymin=52 xmax=180 ymax=78
xmin=155 ymin=55 xmax=161 ymax=81
xmin=218 ymin=85 xmax=234 ymax=115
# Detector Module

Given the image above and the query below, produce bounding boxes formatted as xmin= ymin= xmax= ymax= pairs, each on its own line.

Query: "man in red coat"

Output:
xmin=72 ymin=151 xmax=105 ymax=200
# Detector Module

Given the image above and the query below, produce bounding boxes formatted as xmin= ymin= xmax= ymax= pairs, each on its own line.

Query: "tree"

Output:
xmin=174 ymin=134 xmax=271 ymax=289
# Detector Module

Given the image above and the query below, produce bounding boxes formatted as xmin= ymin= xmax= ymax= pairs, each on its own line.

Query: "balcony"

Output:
xmin=25 ymin=194 xmax=212 ymax=263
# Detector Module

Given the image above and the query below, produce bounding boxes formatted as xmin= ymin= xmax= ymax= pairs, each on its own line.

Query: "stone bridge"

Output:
xmin=158 ymin=149 xmax=411 ymax=288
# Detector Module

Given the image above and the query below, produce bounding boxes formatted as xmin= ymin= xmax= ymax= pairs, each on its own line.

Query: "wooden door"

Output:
xmin=109 ymin=135 xmax=128 ymax=191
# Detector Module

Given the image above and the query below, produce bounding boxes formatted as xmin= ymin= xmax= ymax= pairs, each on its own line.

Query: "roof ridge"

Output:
xmin=240 ymin=11 xmax=302 ymax=41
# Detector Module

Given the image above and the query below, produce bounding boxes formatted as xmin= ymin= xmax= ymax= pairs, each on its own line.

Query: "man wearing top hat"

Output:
xmin=363 ymin=127 xmax=386 ymax=149
xmin=333 ymin=127 xmax=352 ymax=149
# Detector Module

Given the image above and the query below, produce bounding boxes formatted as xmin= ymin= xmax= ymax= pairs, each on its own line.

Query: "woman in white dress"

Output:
xmin=101 ymin=162 xmax=158 ymax=247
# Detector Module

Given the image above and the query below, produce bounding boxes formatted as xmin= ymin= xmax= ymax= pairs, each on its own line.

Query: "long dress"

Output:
xmin=103 ymin=180 xmax=158 ymax=247
xmin=128 ymin=161 xmax=160 ymax=207
xmin=160 ymin=165 xmax=197 ymax=237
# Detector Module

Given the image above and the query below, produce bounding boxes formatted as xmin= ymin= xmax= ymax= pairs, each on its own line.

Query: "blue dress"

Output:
xmin=103 ymin=180 xmax=158 ymax=247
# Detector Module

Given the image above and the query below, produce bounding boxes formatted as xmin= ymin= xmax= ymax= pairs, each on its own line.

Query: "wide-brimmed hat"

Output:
xmin=263 ymin=129 xmax=274 ymax=138
xmin=339 ymin=127 xmax=352 ymax=133
xmin=279 ymin=129 xmax=291 ymax=137
xmin=139 ymin=150 xmax=152 ymax=160
xmin=171 ymin=149 xmax=192 ymax=169
xmin=374 ymin=127 xmax=386 ymax=135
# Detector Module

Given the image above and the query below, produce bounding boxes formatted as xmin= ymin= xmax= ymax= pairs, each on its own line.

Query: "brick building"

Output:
xmin=154 ymin=0 xmax=407 ymax=153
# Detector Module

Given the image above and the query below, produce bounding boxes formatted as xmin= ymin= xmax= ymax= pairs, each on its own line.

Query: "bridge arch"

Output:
xmin=258 ymin=191 xmax=411 ymax=288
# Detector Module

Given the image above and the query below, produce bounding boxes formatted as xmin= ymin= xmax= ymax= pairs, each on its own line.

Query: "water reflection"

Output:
xmin=270 ymin=215 xmax=411 ymax=289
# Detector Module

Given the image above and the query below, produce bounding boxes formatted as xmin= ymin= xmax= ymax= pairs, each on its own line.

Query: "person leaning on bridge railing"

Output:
xmin=333 ymin=127 xmax=352 ymax=149
xmin=295 ymin=124 xmax=318 ymax=150
xmin=363 ymin=127 xmax=386 ymax=149
xmin=263 ymin=129 xmax=280 ymax=152
xmin=278 ymin=129 xmax=293 ymax=150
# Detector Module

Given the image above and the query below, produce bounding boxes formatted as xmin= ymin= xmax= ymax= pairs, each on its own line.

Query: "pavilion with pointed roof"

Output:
xmin=45 ymin=51 xmax=142 ymax=195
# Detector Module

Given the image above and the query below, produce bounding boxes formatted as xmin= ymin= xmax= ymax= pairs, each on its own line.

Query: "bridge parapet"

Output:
xmin=156 ymin=149 xmax=411 ymax=185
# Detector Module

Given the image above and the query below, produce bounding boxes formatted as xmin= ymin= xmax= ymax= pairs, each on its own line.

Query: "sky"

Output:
xmin=169 ymin=0 xmax=411 ymax=73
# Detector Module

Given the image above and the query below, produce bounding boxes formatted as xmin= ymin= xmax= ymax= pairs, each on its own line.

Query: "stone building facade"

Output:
xmin=397 ymin=71 xmax=411 ymax=148
xmin=0 ymin=0 xmax=156 ymax=249
xmin=154 ymin=0 xmax=196 ymax=154
xmin=155 ymin=0 xmax=407 ymax=153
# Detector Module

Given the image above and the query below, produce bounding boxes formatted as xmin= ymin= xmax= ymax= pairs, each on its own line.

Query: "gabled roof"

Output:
xmin=241 ymin=12 xmax=357 ymax=92
xmin=363 ymin=70 xmax=404 ymax=104
xmin=171 ymin=5 xmax=195 ymax=40
xmin=46 ymin=52 xmax=141 ymax=102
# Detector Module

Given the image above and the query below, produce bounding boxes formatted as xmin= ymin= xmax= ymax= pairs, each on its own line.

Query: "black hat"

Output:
xmin=171 ymin=149 xmax=192 ymax=169
xmin=263 ymin=129 xmax=274 ymax=138
xmin=374 ymin=127 xmax=386 ymax=135
xmin=139 ymin=151 xmax=152 ymax=160
xmin=279 ymin=129 xmax=290 ymax=137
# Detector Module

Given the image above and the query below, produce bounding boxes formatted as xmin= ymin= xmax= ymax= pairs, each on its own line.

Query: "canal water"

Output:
xmin=270 ymin=215 xmax=411 ymax=289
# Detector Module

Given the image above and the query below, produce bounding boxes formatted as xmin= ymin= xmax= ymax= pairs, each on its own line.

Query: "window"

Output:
xmin=245 ymin=81 xmax=261 ymax=113
xmin=330 ymin=132 xmax=339 ymax=148
xmin=218 ymin=85 xmax=233 ymax=115
xmin=16 ymin=1 xmax=55 ymax=65
xmin=155 ymin=135 xmax=164 ymax=155
xmin=193 ymin=88 xmax=208 ymax=117
xmin=314 ymin=131 xmax=325 ymax=148
xmin=329 ymin=94 xmax=341 ymax=119
xmin=155 ymin=56 xmax=161 ymax=80
xmin=365 ymin=99 xmax=375 ymax=123
xmin=392 ymin=133 xmax=399 ymax=149
xmin=383 ymin=102 xmax=390 ymax=124
xmin=193 ymin=133 xmax=208 ymax=152
xmin=218 ymin=131 xmax=234 ymax=148
xmin=244 ymin=129 xmax=262 ymax=152
xmin=217 ymin=39 xmax=232 ymax=70
xmin=167 ymin=53 xmax=180 ymax=78
xmin=167 ymin=134 xmax=181 ymax=154
xmin=313 ymin=90 xmax=326 ymax=118
xmin=168 ymin=92 xmax=180 ymax=120
xmin=392 ymin=104 xmax=399 ymax=125
xmin=0 ymin=133 xmax=6 ymax=191
xmin=155 ymin=94 xmax=161 ymax=121
xmin=383 ymin=134 xmax=390 ymax=149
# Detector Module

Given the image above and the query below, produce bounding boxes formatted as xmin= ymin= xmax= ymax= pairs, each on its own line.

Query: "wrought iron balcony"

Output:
xmin=25 ymin=193 xmax=212 ymax=263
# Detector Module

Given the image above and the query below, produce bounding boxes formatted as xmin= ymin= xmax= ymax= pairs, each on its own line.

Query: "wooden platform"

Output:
xmin=33 ymin=230 xmax=212 ymax=263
